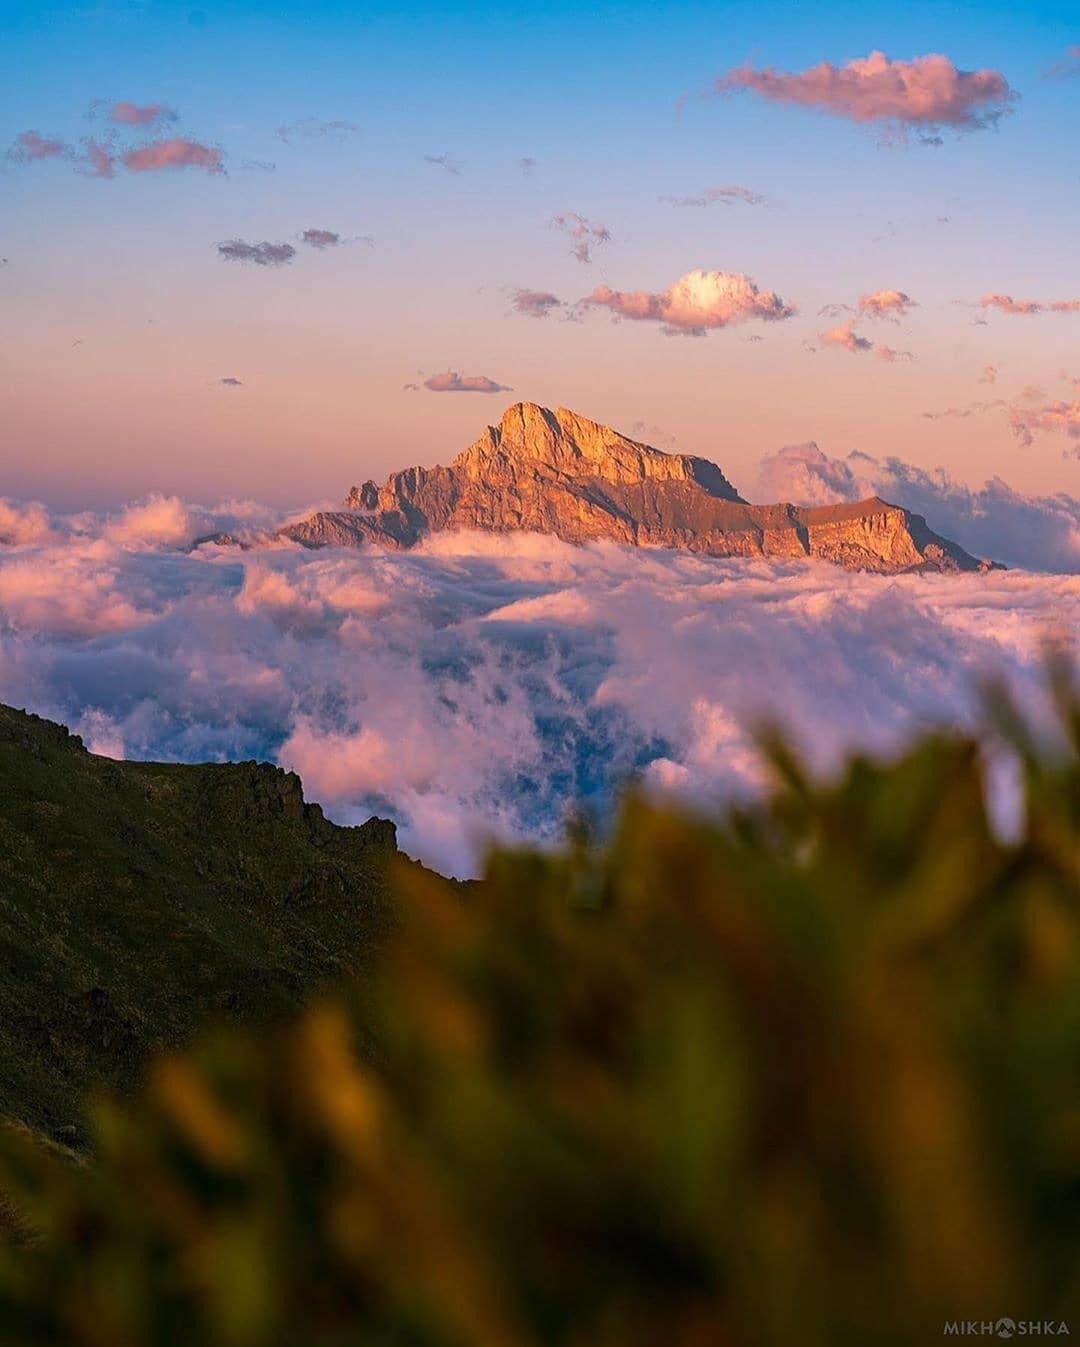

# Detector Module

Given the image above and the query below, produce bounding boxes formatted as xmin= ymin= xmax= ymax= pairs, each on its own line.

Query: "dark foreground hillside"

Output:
xmin=0 ymin=672 xmax=1076 ymax=1346
xmin=0 ymin=703 xmax=400 ymax=1143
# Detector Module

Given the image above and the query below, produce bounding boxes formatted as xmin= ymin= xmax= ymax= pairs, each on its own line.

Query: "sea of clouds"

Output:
xmin=0 ymin=462 xmax=1077 ymax=875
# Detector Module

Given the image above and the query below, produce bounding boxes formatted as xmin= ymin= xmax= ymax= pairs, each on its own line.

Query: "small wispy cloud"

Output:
xmin=7 ymin=130 xmax=68 ymax=164
xmin=1044 ymin=45 xmax=1080 ymax=80
xmin=423 ymin=371 xmax=510 ymax=393
xmin=80 ymin=139 xmax=115 ymax=178
xmin=820 ymin=320 xmax=912 ymax=362
xmin=220 ymin=377 xmax=243 ymax=387
xmin=300 ymin=228 xmax=342 ymax=249
xmin=1009 ymin=396 xmax=1080 ymax=452
xmin=216 ymin=239 xmax=297 ymax=266
xmin=659 ymin=184 xmax=767 ymax=208
xmin=921 ymin=399 xmax=1003 ymax=422
xmin=107 ymin=101 xmax=178 ymax=128
xmin=511 ymin=289 xmax=562 ymax=318
xmin=518 ymin=156 xmax=537 ymax=175
xmin=275 ymin=118 xmax=360 ymax=143
xmin=551 ymin=212 xmax=611 ymax=264
xmin=424 ymin=152 xmax=464 ymax=176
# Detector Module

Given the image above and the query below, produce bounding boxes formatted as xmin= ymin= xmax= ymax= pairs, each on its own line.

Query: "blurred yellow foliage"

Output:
xmin=0 ymin=671 xmax=1077 ymax=1346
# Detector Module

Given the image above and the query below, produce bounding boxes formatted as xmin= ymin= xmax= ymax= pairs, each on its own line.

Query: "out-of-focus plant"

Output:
xmin=0 ymin=672 xmax=1077 ymax=1347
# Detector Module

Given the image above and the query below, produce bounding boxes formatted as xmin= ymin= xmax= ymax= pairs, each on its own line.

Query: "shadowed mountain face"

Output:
xmin=0 ymin=704 xmax=403 ymax=1144
xmin=278 ymin=403 xmax=994 ymax=573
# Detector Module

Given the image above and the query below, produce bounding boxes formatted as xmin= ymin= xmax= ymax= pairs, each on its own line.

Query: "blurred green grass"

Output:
xmin=0 ymin=669 xmax=1077 ymax=1346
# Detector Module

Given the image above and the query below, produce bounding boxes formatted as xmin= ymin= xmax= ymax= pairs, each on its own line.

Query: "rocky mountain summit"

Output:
xmin=275 ymin=403 xmax=994 ymax=573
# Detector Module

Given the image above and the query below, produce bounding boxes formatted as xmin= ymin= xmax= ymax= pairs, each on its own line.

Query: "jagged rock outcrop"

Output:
xmin=278 ymin=403 xmax=996 ymax=573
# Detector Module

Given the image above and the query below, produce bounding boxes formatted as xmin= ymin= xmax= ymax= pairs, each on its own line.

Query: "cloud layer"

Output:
xmin=716 ymin=50 xmax=1014 ymax=140
xmin=585 ymin=269 xmax=794 ymax=335
xmin=0 ymin=500 xmax=1075 ymax=875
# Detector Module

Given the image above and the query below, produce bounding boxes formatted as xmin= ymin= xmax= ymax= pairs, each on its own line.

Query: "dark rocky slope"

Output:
xmin=0 ymin=703 xmax=405 ymax=1143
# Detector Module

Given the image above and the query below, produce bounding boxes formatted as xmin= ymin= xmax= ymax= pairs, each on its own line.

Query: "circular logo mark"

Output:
xmin=995 ymin=1320 xmax=1016 ymax=1340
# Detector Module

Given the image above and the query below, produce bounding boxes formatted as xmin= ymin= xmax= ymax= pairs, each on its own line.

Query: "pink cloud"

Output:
xmin=551 ymin=213 xmax=611 ymax=264
xmin=584 ymin=269 xmax=794 ymax=335
xmin=981 ymin=294 xmax=1043 ymax=316
xmin=820 ymin=321 xmax=911 ymax=362
xmin=0 ymin=498 xmax=59 ymax=547
xmin=8 ymin=130 xmax=68 ymax=164
xmin=102 ymin=495 xmax=197 ymax=548
xmin=979 ymin=364 xmax=999 ymax=385
xmin=857 ymin=288 xmax=916 ymax=318
xmin=109 ymin=101 xmax=177 ymax=127
xmin=424 ymin=371 xmax=511 ymax=393
xmin=121 ymin=138 xmax=224 ymax=174
xmin=1009 ymin=398 xmax=1080 ymax=452
xmin=980 ymin=294 xmax=1080 ymax=317
xmin=511 ymin=289 xmax=562 ymax=318
xmin=821 ymin=322 xmax=873 ymax=354
xmin=716 ymin=50 xmax=1014 ymax=139
xmin=82 ymin=139 xmax=115 ymax=178
xmin=0 ymin=552 xmax=143 ymax=637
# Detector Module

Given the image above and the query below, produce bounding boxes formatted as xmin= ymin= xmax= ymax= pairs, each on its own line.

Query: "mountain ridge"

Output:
xmin=230 ymin=403 xmax=995 ymax=573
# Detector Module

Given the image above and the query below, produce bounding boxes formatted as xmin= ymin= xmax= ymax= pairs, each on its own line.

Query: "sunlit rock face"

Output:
xmin=282 ymin=403 xmax=994 ymax=573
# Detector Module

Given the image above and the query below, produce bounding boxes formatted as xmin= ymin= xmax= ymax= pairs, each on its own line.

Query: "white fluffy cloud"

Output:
xmin=0 ymin=506 xmax=1076 ymax=875
xmin=585 ymin=269 xmax=794 ymax=335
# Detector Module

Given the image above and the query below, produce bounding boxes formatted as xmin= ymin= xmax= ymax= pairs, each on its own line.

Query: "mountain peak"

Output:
xmin=457 ymin=401 xmax=745 ymax=500
xmin=290 ymin=403 xmax=996 ymax=574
